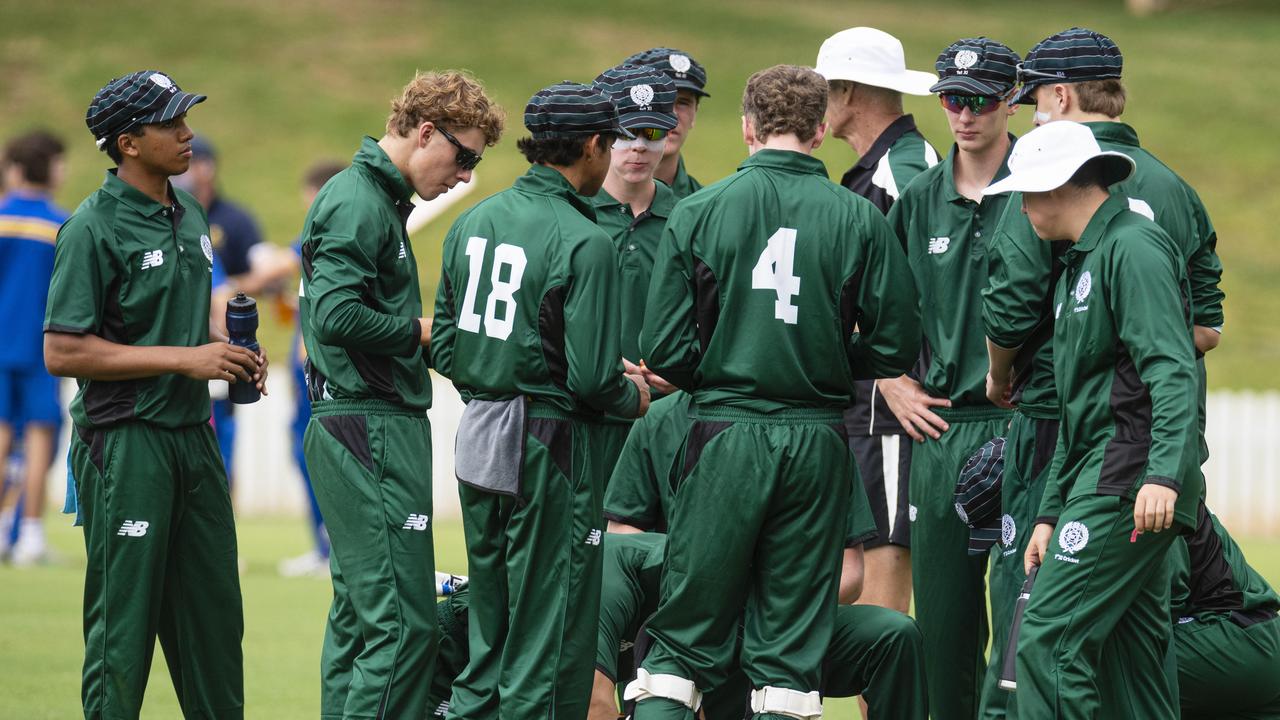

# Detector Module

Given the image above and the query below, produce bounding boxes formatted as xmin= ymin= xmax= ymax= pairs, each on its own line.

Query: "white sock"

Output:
xmin=17 ymin=517 xmax=44 ymax=544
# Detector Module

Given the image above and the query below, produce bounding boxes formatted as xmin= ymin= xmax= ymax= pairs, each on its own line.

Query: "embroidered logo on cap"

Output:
xmin=148 ymin=73 xmax=175 ymax=91
xmin=669 ymin=53 xmax=692 ymax=74
xmin=955 ymin=50 xmax=979 ymax=70
xmin=629 ymin=83 xmax=655 ymax=108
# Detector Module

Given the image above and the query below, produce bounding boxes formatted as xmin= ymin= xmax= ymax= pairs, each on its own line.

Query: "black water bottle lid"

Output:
xmin=228 ymin=291 xmax=256 ymax=312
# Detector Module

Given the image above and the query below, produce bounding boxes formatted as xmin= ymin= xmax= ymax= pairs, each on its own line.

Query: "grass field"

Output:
xmin=0 ymin=0 xmax=1277 ymax=386
xmin=3 ymin=517 xmax=1279 ymax=718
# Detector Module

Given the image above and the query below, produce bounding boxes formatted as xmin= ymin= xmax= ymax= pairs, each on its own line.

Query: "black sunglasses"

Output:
xmin=1015 ymin=62 xmax=1065 ymax=85
xmin=437 ymin=126 xmax=482 ymax=170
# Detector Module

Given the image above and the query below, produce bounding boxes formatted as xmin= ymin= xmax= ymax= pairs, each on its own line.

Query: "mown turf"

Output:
xmin=0 ymin=0 xmax=1276 ymax=386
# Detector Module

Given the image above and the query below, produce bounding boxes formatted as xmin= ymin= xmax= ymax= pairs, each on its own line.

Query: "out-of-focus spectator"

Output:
xmin=278 ymin=159 xmax=344 ymax=578
xmin=0 ymin=129 xmax=69 ymax=565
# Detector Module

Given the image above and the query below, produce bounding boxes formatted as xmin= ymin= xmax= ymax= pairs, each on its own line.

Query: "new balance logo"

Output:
xmin=402 ymin=513 xmax=429 ymax=531
xmin=927 ymin=237 xmax=951 ymax=255
xmin=584 ymin=529 xmax=602 ymax=546
xmin=140 ymin=250 xmax=165 ymax=269
xmin=398 ymin=240 xmax=407 ymax=259
xmin=118 ymin=520 xmax=150 ymax=537
xmin=432 ymin=701 xmax=450 ymax=717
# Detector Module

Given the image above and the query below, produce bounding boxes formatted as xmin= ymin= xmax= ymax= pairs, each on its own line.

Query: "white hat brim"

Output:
xmin=984 ymin=151 xmax=1135 ymax=196
xmin=816 ymin=67 xmax=938 ymax=96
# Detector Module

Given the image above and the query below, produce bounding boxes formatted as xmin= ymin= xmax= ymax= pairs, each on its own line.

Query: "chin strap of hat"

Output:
xmin=749 ymin=686 xmax=824 ymax=720
xmin=622 ymin=668 xmax=703 ymax=711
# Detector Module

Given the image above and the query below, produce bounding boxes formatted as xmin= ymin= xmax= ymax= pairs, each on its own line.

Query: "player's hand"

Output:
xmin=1025 ymin=522 xmax=1054 ymax=575
xmin=418 ymin=317 xmax=433 ymax=347
xmin=1133 ymin=483 xmax=1178 ymax=533
xmin=625 ymin=372 xmax=651 ymax=418
xmin=877 ymin=375 xmax=951 ymax=441
xmin=986 ymin=369 xmax=1014 ymax=409
xmin=179 ymin=343 xmax=259 ymax=384
xmin=253 ymin=347 xmax=270 ymax=396
xmin=638 ymin=360 xmax=678 ymax=396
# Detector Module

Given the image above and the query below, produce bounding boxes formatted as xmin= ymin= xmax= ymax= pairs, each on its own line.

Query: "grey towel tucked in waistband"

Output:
xmin=455 ymin=397 xmax=526 ymax=497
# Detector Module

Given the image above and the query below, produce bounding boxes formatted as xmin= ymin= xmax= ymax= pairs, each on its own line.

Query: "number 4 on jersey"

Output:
xmin=751 ymin=227 xmax=801 ymax=324
xmin=459 ymin=236 xmax=527 ymax=340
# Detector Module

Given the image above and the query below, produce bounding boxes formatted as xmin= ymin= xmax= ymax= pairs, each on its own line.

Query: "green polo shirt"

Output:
xmin=431 ymin=164 xmax=640 ymax=418
xmin=1088 ymin=121 xmax=1224 ymax=330
xmin=983 ymin=198 xmax=1065 ymax=419
xmin=299 ymin=137 xmax=430 ymax=411
xmin=1037 ymin=196 xmax=1200 ymax=527
xmin=889 ymin=139 xmax=1019 ymax=406
xmin=669 ymin=155 xmax=702 ymax=199
xmin=591 ymin=181 xmax=677 ymax=363
xmin=641 ymin=149 xmax=919 ymax=413
xmin=45 ymin=170 xmax=215 ymax=429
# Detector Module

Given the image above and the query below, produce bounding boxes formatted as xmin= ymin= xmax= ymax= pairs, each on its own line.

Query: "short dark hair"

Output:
xmin=3 ymin=130 xmax=65 ymax=185
xmin=303 ymin=160 xmax=346 ymax=192
xmin=1065 ymin=156 xmax=1113 ymax=191
xmin=516 ymin=133 xmax=614 ymax=166
xmin=743 ymin=65 xmax=828 ymax=143
xmin=104 ymin=127 xmax=145 ymax=165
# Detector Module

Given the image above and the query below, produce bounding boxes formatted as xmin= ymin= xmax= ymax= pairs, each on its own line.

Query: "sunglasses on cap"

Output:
xmin=1015 ymin=62 xmax=1066 ymax=85
xmin=939 ymin=93 xmax=1006 ymax=116
xmin=437 ymin=126 xmax=482 ymax=170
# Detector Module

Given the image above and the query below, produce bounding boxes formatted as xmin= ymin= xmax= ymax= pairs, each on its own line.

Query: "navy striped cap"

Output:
xmin=1012 ymin=28 xmax=1123 ymax=105
xmin=524 ymin=81 xmax=630 ymax=140
xmin=86 ymin=71 xmax=206 ymax=149
xmin=954 ymin=437 xmax=1006 ymax=555
xmin=593 ymin=64 xmax=677 ymax=132
xmin=930 ymin=38 xmax=1020 ymax=97
xmin=622 ymin=47 xmax=709 ymax=98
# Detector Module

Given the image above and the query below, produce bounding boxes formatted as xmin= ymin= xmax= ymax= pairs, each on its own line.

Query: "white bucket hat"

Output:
xmin=984 ymin=121 xmax=1135 ymax=196
xmin=815 ymin=27 xmax=937 ymax=96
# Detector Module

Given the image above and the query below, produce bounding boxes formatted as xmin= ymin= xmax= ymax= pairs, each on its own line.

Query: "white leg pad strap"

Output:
xmin=622 ymin=668 xmax=703 ymax=711
xmin=749 ymin=686 xmax=823 ymax=719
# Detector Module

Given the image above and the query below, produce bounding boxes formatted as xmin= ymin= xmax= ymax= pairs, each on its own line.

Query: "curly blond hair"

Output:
xmin=742 ymin=65 xmax=828 ymax=143
xmin=386 ymin=71 xmax=506 ymax=146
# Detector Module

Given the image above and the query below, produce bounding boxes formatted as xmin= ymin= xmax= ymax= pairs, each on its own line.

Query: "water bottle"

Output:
xmin=226 ymin=292 xmax=261 ymax=404
xmin=998 ymin=564 xmax=1039 ymax=691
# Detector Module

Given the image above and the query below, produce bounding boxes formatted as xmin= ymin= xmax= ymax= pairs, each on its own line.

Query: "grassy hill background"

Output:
xmin=1 ymin=0 xmax=1277 ymax=387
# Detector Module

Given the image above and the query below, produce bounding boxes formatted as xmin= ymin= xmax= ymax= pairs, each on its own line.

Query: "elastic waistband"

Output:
xmin=311 ymin=399 xmax=426 ymax=418
xmin=1015 ymin=402 xmax=1059 ymax=421
xmin=934 ymin=405 xmax=1012 ymax=423
xmin=527 ymin=403 xmax=576 ymax=421
xmin=694 ymin=405 xmax=843 ymax=425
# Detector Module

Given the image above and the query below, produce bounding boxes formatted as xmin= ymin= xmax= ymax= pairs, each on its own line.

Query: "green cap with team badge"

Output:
xmin=86 ymin=70 xmax=206 ymax=151
xmin=524 ymin=81 xmax=633 ymax=140
xmin=622 ymin=47 xmax=710 ymax=98
xmin=930 ymin=38 xmax=1020 ymax=97
xmin=592 ymin=64 xmax=678 ymax=132
xmin=1012 ymin=27 xmax=1124 ymax=105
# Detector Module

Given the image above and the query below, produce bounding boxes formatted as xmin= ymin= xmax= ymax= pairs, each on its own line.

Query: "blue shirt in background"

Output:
xmin=0 ymin=191 xmax=69 ymax=369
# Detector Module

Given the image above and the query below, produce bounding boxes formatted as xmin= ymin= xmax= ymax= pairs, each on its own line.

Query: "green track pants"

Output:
xmin=448 ymin=406 xmax=605 ymax=720
xmin=72 ymin=422 xmax=243 ymax=720
xmin=305 ymin=401 xmax=437 ymax=720
xmin=1016 ymin=494 xmax=1179 ymax=719
xmin=633 ymin=407 xmax=851 ymax=720
xmin=1176 ymin=613 xmax=1280 ymax=719
xmin=908 ymin=406 xmax=1009 ymax=720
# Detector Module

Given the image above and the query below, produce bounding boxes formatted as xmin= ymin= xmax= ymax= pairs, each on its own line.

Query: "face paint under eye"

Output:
xmin=612 ymin=136 xmax=666 ymax=153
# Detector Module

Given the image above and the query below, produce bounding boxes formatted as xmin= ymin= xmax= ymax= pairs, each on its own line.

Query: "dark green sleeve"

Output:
xmin=305 ymin=209 xmax=419 ymax=356
xmin=44 ymin=216 xmax=114 ymax=334
xmin=847 ymin=208 xmax=921 ymax=379
xmin=639 ymin=208 xmax=700 ymax=389
xmin=565 ymin=233 xmax=640 ymax=417
xmin=1185 ymin=192 xmax=1225 ymax=330
xmin=983 ymin=200 xmax=1051 ymax=349
xmin=604 ymin=418 xmax=665 ymax=530
xmin=1109 ymin=231 xmax=1199 ymax=489
xmin=429 ymin=229 xmax=460 ymax=376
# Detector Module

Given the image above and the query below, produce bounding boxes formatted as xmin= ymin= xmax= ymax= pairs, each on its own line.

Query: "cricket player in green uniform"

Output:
xmin=1000 ymin=121 xmax=1199 ymax=718
xmin=630 ymin=65 xmax=919 ymax=720
xmin=1013 ymin=27 xmax=1226 ymax=462
xmin=299 ymin=71 xmax=504 ymax=720
xmin=622 ymin=47 xmax=710 ymax=198
xmin=46 ymin=70 xmax=267 ymax=719
xmin=1171 ymin=501 xmax=1280 ymax=719
xmin=880 ymin=38 xmax=1020 ymax=719
xmin=431 ymin=81 xmax=649 ymax=719
xmin=816 ymin=26 xmax=941 ymax=619
xmin=589 ymin=64 xmax=681 ymax=482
